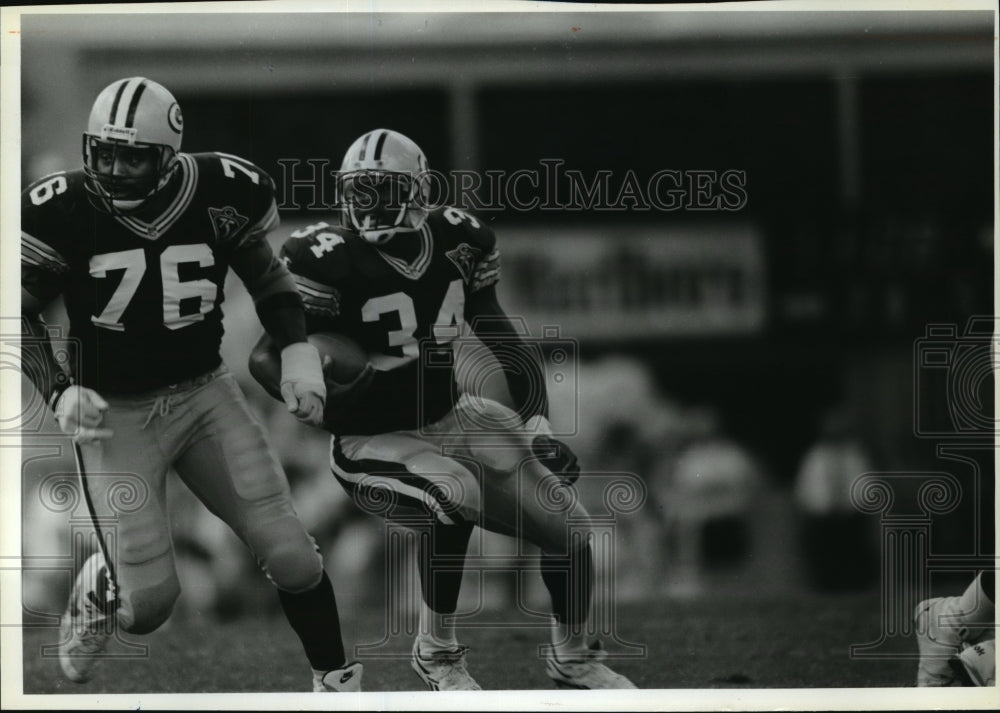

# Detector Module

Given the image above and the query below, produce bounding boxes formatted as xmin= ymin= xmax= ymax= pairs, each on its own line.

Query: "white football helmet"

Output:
xmin=82 ymin=77 xmax=183 ymax=214
xmin=339 ymin=129 xmax=431 ymax=244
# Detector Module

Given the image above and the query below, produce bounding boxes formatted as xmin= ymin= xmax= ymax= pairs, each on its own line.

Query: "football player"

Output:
xmin=250 ymin=129 xmax=636 ymax=690
xmin=915 ymin=572 xmax=995 ymax=686
xmin=21 ymin=77 xmax=361 ymax=692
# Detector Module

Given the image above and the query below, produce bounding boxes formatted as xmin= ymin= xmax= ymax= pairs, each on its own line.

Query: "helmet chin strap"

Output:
xmin=361 ymin=224 xmax=424 ymax=245
xmin=361 ymin=228 xmax=399 ymax=245
xmin=346 ymin=184 xmax=428 ymax=244
xmin=103 ymin=159 xmax=180 ymax=217
xmin=100 ymin=185 xmax=156 ymax=216
xmin=110 ymin=195 xmax=147 ymax=210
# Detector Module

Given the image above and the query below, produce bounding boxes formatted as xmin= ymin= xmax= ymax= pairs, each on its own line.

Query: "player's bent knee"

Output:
xmin=262 ymin=544 xmax=324 ymax=594
xmin=118 ymin=533 xmax=173 ymax=570
xmin=118 ymin=576 xmax=181 ymax=635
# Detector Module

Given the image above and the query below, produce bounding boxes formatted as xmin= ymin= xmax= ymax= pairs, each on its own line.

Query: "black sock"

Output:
xmin=540 ymin=538 xmax=593 ymax=627
xmin=418 ymin=521 xmax=474 ymax=614
xmin=277 ymin=571 xmax=346 ymax=672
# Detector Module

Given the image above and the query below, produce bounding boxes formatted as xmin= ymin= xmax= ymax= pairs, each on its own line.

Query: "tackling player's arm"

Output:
xmin=21 ymin=182 xmax=112 ymax=443
xmin=247 ymin=229 xmax=373 ymax=414
xmin=465 ymin=254 xmax=580 ymax=483
xmin=224 ymin=171 xmax=326 ymax=425
xmin=228 ymin=230 xmax=327 ymax=425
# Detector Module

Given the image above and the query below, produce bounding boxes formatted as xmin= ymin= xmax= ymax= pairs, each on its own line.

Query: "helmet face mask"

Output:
xmin=82 ymin=136 xmax=176 ymax=214
xmin=341 ymin=170 xmax=426 ymax=244
xmin=338 ymin=129 xmax=430 ymax=244
xmin=82 ymin=77 xmax=183 ymax=216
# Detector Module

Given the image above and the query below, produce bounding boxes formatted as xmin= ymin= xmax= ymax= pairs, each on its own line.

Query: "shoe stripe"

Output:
xmin=412 ymin=655 xmax=441 ymax=690
xmin=412 ymin=645 xmax=482 ymax=690
xmin=548 ymin=658 xmax=588 ymax=686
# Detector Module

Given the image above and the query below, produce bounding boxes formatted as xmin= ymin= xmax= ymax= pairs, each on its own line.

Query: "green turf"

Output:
xmin=22 ymin=591 xmax=916 ymax=693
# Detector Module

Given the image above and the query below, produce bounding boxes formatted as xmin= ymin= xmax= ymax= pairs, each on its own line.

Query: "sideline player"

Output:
xmin=21 ymin=77 xmax=361 ymax=692
xmin=915 ymin=572 xmax=996 ymax=686
xmin=251 ymin=129 xmax=636 ymax=690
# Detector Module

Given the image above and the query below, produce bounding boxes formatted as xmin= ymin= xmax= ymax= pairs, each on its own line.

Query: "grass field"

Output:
xmin=22 ymin=591 xmax=919 ymax=693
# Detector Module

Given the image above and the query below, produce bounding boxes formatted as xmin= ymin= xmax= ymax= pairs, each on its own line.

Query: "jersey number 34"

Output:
xmin=362 ymin=278 xmax=465 ymax=370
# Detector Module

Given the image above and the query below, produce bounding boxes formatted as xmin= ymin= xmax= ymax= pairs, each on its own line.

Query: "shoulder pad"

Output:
xmin=21 ymin=170 xmax=85 ymax=267
xmin=427 ymin=206 xmax=496 ymax=252
xmin=23 ymin=170 xmax=80 ymax=210
xmin=287 ymin=220 xmax=343 ymax=242
xmin=280 ymin=224 xmax=352 ymax=283
xmin=191 ymin=153 xmax=278 ymax=242
xmin=193 ymin=152 xmax=276 ymax=190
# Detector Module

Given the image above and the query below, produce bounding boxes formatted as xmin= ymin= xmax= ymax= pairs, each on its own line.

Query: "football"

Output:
xmin=248 ymin=331 xmax=369 ymax=402
xmin=308 ymin=331 xmax=369 ymax=384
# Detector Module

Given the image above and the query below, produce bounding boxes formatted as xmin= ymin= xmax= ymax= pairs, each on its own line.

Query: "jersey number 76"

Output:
xmin=90 ymin=245 xmax=217 ymax=331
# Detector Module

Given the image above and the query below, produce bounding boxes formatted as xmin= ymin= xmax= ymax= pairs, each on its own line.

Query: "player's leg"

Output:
xmin=411 ymin=519 xmax=480 ymax=689
xmin=332 ymin=432 xmax=482 ymax=690
xmin=172 ymin=372 xmax=360 ymax=692
xmin=446 ymin=395 xmax=595 ymax=646
xmin=59 ymin=398 xmax=179 ymax=683
xmin=472 ymin=453 xmax=593 ymax=634
xmin=411 ymin=518 xmax=474 ymax=648
xmin=449 ymin=395 xmax=635 ymax=689
xmin=915 ymin=571 xmax=996 ymax=686
xmin=474 ymin=455 xmax=636 ymax=688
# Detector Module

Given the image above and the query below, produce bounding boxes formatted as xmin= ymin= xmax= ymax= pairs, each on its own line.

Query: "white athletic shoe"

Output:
xmin=914 ymin=596 xmax=974 ymax=686
xmin=410 ymin=640 xmax=482 ymax=691
xmin=58 ymin=552 xmax=116 ymax=683
xmin=545 ymin=641 xmax=637 ymax=689
xmin=958 ymin=638 xmax=996 ymax=687
xmin=314 ymin=661 xmax=364 ymax=692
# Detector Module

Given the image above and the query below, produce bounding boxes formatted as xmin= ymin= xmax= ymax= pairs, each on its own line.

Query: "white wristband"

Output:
xmin=280 ymin=342 xmax=324 ymax=387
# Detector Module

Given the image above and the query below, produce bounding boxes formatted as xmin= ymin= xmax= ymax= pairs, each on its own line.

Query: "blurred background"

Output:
xmin=18 ymin=10 xmax=994 ymax=636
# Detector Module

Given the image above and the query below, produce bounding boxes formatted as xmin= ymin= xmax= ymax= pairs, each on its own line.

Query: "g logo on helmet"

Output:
xmin=167 ymin=103 xmax=183 ymax=134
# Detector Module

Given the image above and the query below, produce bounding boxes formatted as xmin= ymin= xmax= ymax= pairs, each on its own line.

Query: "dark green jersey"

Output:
xmin=280 ymin=207 xmax=500 ymax=435
xmin=21 ymin=152 xmax=279 ymax=393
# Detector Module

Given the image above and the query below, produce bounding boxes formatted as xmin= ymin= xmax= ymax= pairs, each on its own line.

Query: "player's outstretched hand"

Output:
xmin=280 ymin=342 xmax=327 ymax=426
xmin=323 ymin=360 xmax=375 ymax=408
xmin=54 ymin=386 xmax=114 ymax=444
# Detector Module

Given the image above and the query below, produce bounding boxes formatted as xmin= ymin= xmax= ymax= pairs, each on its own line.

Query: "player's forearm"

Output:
xmin=231 ymin=236 xmax=310 ymax=349
xmin=469 ymin=303 xmax=549 ymax=419
xmin=248 ymin=332 xmax=284 ymax=401
xmin=469 ymin=288 xmax=549 ymax=419
xmin=256 ymin=292 xmax=309 ymax=349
